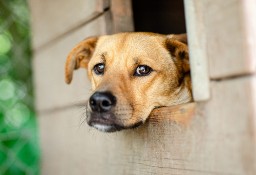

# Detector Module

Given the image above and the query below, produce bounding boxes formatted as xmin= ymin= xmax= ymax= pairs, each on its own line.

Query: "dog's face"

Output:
xmin=65 ymin=32 xmax=192 ymax=132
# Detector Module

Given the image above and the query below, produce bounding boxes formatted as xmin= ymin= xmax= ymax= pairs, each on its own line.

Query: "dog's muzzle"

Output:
xmin=86 ymin=91 xmax=143 ymax=132
xmin=87 ymin=91 xmax=120 ymax=132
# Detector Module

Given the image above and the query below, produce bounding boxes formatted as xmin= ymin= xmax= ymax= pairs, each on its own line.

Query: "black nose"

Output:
xmin=89 ymin=92 xmax=116 ymax=112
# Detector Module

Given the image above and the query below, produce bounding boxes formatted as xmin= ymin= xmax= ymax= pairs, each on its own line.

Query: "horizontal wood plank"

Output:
xmin=202 ymin=0 xmax=256 ymax=78
xmin=38 ymin=76 xmax=256 ymax=175
xmin=150 ymin=103 xmax=196 ymax=126
xmin=28 ymin=0 xmax=110 ymax=50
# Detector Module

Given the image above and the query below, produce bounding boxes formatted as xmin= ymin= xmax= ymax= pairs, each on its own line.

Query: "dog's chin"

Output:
xmin=87 ymin=112 xmax=143 ymax=132
xmin=90 ymin=123 xmax=122 ymax=132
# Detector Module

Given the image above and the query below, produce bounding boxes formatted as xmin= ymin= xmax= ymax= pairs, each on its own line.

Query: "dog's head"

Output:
xmin=65 ymin=32 xmax=192 ymax=132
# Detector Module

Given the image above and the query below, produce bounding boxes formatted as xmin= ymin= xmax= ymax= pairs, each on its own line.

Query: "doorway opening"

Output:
xmin=132 ymin=0 xmax=186 ymax=34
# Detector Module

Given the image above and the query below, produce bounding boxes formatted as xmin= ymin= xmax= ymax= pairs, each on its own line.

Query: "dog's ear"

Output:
xmin=165 ymin=34 xmax=189 ymax=73
xmin=168 ymin=33 xmax=187 ymax=44
xmin=65 ymin=37 xmax=98 ymax=84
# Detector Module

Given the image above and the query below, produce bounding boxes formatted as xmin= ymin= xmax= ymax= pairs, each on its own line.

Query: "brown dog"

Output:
xmin=65 ymin=32 xmax=192 ymax=132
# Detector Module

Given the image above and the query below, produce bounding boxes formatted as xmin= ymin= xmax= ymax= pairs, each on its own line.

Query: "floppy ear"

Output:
xmin=65 ymin=37 xmax=98 ymax=84
xmin=166 ymin=34 xmax=190 ymax=73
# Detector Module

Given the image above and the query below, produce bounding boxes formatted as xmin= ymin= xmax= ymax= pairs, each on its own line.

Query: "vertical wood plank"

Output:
xmin=184 ymin=0 xmax=210 ymax=101
xmin=110 ymin=0 xmax=134 ymax=33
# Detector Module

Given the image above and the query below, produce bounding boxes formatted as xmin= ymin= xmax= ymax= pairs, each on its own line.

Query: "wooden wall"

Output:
xmin=29 ymin=0 xmax=256 ymax=174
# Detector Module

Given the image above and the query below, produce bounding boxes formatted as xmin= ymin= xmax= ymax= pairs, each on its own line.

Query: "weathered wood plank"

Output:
xmin=150 ymin=103 xmax=196 ymax=126
xmin=39 ymin=76 xmax=256 ymax=175
xmin=184 ymin=0 xmax=210 ymax=101
xmin=202 ymin=0 xmax=256 ymax=78
xmin=241 ymin=0 xmax=256 ymax=74
xmin=110 ymin=0 xmax=134 ymax=33
xmin=33 ymin=13 xmax=111 ymax=112
xmin=28 ymin=0 xmax=110 ymax=50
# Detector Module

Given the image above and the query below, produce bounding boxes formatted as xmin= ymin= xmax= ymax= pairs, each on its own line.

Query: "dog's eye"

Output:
xmin=134 ymin=65 xmax=152 ymax=76
xmin=93 ymin=63 xmax=105 ymax=75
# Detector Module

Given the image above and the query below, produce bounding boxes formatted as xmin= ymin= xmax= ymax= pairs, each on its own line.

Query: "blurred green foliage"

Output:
xmin=0 ymin=0 xmax=40 ymax=175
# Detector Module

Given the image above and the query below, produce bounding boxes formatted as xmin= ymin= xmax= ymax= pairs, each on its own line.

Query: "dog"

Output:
xmin=65 ymin=32 xmax=192 ymax=132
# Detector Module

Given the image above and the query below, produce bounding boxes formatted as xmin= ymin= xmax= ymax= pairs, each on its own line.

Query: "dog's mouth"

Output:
xmin=87 ymin=112 xmax=143 ymax=132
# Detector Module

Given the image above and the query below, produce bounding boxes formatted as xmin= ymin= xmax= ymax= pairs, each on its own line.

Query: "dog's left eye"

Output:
xmin=134 ymin=65 xmax=152 ymax=76
xmin=93 ymin=63 xmax=105 ymax=75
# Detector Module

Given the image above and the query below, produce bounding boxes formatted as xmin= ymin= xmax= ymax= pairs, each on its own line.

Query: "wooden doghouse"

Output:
xmin=29 ymin=0 xmax=256 ymax=174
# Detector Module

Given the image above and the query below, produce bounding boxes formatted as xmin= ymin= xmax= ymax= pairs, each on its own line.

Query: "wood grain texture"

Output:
xmin=150 ymin=103 xmax=196 ymax=126
xmin=184 ymin=0 xmax=210 ymax=101
xmin=110 ymin=0 xmax=134 ymax=33
xmin=33 ymin=13 xmax=111 ymax=113
xmin=202 ymin=0 xmax=256 ymax=78
xmin=241 ymin=0 xmax=256 ymax=74
xmin=31 ymin=1 xmax=256 ymax=174
xmin=28 ymin=0 xmax=110 ymax=50
xmin=38 ymin=76 xmax=256 ymax=175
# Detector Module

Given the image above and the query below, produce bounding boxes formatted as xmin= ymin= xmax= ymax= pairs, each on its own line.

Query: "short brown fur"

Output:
xmin=65 ymin=32 xmax=192 ymax=132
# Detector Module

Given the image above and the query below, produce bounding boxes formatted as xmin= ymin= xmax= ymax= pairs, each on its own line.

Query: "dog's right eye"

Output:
xmin=93 ymin=63 xmax=105 ymax=75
